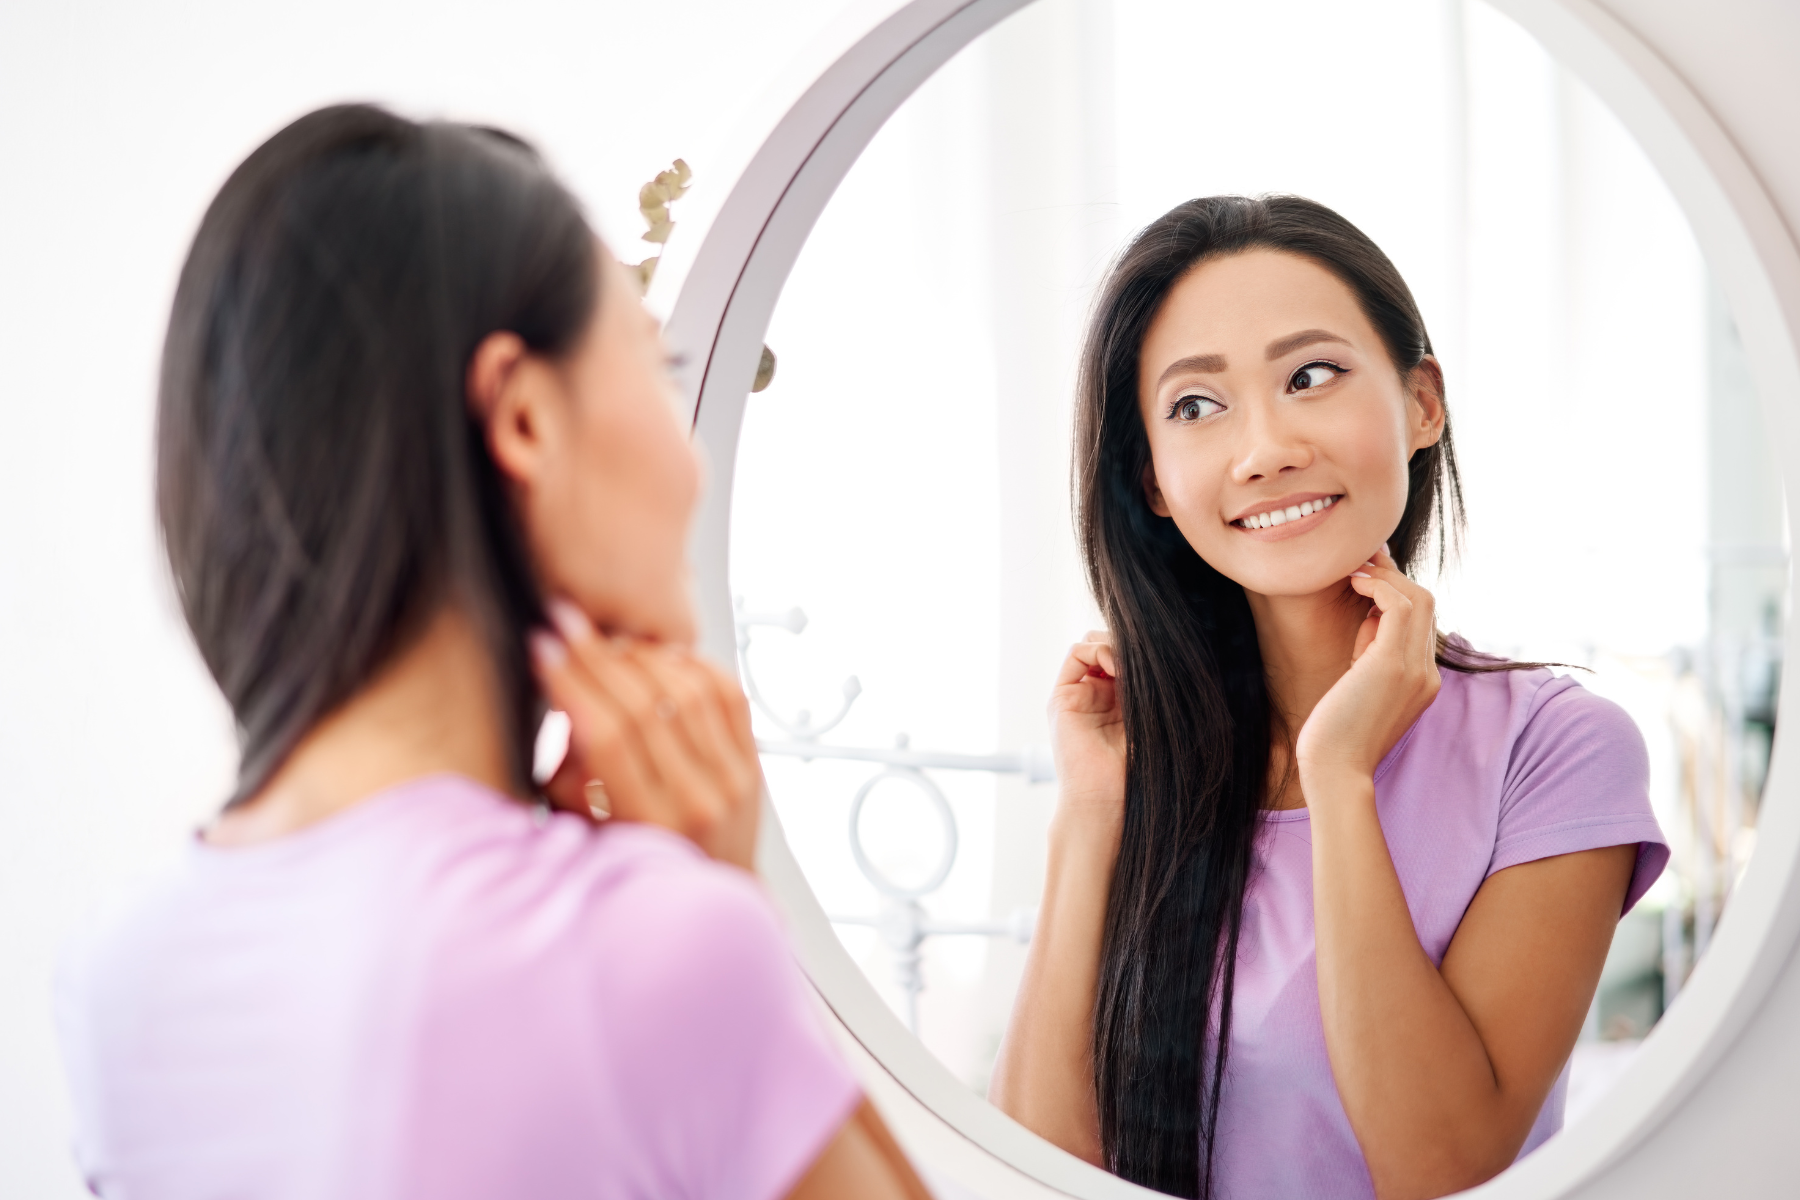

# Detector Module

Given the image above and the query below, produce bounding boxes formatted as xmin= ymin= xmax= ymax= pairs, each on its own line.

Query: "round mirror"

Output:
xmin=667 ymin=0 xmax=1800 ymax=1196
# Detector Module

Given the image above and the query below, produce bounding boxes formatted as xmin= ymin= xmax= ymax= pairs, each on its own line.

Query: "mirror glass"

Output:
xmin=728 ymin=0 xmax=1783 ymax=1179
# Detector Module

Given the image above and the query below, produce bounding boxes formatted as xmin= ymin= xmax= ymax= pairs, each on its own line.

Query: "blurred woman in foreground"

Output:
xmin=55 ymin=104 xmax=927 ymax=1200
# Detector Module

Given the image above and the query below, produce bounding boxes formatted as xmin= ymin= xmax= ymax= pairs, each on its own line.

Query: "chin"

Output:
xmin=640 ymin=589 xmax=699 ymax=646
xmin=1207 ymin=552 xmax=1365 ymax=599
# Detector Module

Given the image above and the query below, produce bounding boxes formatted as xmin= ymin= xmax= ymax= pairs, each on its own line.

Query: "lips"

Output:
xmin=1232 ymin=494 xmax=1341 ymax=531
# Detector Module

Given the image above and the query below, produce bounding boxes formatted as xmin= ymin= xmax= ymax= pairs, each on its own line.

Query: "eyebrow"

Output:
xmin=1263 ymin=328 xmax=1352 ymax=361
xmin=1153 ymin=329 xmax=1353 ymax=391
xmin=1154 ymin=353 xmax=1227 ymax=389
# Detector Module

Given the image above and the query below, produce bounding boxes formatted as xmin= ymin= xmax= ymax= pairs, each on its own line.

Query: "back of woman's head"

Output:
xmin=158 ymin=103 xmax=599 ymax=804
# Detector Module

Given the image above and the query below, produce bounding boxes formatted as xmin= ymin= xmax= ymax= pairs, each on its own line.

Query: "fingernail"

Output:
xmin=529 ymin=630 xmax=567 ymax=668
xmin=1351 ymin=571 xmax=1372 ymax=579
xmin=547 ymin=599 xmax=593 ymax=644
xmin=1380 ymin=542 xmax=1391 ymax=557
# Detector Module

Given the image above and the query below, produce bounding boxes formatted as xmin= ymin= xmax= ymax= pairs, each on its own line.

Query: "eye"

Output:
xmin=1168 ymin=393 xmax=1224 ymax=423
xmin=1289 ymin=361 xmax=1345 ymax=391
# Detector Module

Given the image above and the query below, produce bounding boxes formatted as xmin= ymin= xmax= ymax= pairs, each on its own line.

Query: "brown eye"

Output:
xmin=1171 ymin=395 xmax=1222 ymax=422
xmin=1291 ymin=362 xmax=1341 ymax=390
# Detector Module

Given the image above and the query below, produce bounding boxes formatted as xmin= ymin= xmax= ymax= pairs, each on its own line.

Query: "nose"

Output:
xmin=1229 ymin=394 xmax=1314 ymax=485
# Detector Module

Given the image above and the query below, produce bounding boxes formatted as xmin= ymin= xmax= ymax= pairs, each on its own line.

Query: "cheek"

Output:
xmin=1150 ymin=434 xmax=1221 ymax=507
xmin=580 ymin=406 xmax=698 ymax=555
xmin=1151 ymin=439 xmax=1232 ymax=542
xmin=1333 ymin=407 xmax=1414 ymax=514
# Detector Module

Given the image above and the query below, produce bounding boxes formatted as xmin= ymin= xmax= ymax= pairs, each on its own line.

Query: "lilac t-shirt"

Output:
xmin=1212 ymin=666 xmax=1669 ymax=1200
xmin=55 ymin=775 xmax=861 ymax=1200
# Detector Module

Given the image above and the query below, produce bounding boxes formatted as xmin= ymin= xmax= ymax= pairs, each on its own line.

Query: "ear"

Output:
xmin=467 ymin=331 xmax=558 ymax=490
xmin=1407 ymin=356 xmax=1447 ymax=453
xmin=1141 ymin=459 xmax=1172 ymax=518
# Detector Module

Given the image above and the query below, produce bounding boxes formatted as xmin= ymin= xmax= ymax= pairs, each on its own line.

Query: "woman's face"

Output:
xmin=485 ymin=251 xmax=702 ymax=643
xmin=1136 ymin=249 xmax=1443 ymax=598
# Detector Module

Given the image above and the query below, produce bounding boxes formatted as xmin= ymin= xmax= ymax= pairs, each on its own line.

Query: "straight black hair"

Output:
xmin=157 ymin=104 xmax=599 ymax=805
xmin=1076 ymin=194 xmax=1526 ymax=1197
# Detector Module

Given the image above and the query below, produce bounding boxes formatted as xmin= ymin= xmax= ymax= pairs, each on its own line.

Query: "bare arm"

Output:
xmin=786 ymin=1098 xmax=934 ymax=1200
xmin=1310 ymin=781 xmax=1634 ymax=1198
xmin=988 ymin=814 xmax=1118 ymax=1164
xmin=988 ymin=634 xmax=1125 ymax=1166
xmin=1299 ymin=549 xmax=1636 ymax=1198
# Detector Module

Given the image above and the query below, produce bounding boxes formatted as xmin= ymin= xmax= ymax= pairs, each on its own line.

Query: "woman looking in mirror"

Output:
xmin=990 ymin=196 xmax=1669 ymax=1200
xmin=54 ymin=105 xmax=928 ymax=1200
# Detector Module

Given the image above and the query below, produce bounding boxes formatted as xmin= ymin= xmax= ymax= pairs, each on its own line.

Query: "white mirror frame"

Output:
xmin=652 ymin=1 xmax=1800 ymax=1195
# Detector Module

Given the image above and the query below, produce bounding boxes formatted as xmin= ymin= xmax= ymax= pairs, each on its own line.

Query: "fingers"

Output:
xmin=1057 ymin=636 xmax=1117 ymax=686
xmin=631 ymin=645 xmax=762 ymax=818
xmin=629 ymin=646 xmax=732 ymax=778
xmin=541 ymin=749 xmax=597 ymax=820
xmin=1355 ymin=544 xmax=1437 ymax=665
xmin=530 ymin=628 xmax=671 ymax=828
xmin=695 ymin=655 xmax=757 ymax=760
xmin=533 ymin=599 xmax=762 ymax=866
xmin=1348 ymin=573 xmax=1412 ymax=630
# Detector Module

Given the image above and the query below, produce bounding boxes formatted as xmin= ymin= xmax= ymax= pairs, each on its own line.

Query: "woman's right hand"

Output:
xmin=530 ymin=599 xmax=762 ymax=871
xmin=1048 ymin=631 xmax=1127 ymax=839
xmin=990 ymin=631 xmax=1128 ymax=1162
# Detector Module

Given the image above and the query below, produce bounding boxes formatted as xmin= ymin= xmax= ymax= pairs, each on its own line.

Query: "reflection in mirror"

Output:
xmin=728 ymin=0 xmax=1781 ymax=1194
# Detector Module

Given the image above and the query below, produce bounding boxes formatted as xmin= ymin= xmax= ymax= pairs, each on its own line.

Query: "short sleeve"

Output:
xmin=596 ymin=850 xmax=862 ymax=1200
xmin=1490 ymin=679 xmax=1670 ymax=913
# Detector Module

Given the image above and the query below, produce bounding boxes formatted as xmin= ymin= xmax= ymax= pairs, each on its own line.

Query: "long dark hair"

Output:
xmin=1077 ymin=195 xmax=1518 ymax=1196
xmin=157 ymin=104 xmax=599 ymax=806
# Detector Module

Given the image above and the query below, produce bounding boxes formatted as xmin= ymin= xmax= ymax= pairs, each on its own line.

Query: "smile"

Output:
xmin=1231 ymin=494 xmax=1341 ymax=531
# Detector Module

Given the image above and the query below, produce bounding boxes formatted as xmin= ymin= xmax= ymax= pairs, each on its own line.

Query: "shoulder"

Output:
xmin=391 ymin=793 xmax=812 ymax=1038
xmin=1506 ymin=673 xmax=1648 ymax=783
xmin=1429 ymin=656 xmax=1645 ymax=768
xmin=579 ymin=824 xmax=800 ymax=1012
xmin=391 ymin=786 xmax=793 ymax=990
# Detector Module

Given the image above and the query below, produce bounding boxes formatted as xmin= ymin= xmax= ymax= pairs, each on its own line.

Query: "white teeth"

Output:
xmin=1237 ymin=495 xmax=1339 ymax=530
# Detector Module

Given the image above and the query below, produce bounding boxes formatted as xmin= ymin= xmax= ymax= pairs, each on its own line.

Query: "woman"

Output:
xmin=989 ymin=196 xmax=1668 ymax=1200
xmin=54 ymin=105 xmax=928 ymax=1200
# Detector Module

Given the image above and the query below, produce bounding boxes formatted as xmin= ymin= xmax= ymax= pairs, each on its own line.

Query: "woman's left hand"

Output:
xmin=1294 ymin=545 xmax=1441 ymax=787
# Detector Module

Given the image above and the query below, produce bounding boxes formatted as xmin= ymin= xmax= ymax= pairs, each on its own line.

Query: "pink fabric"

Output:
xmin=1213 ymin=666 xmax=1669 ymax=1199
xmin=55 ymin=775 xmax=861 ymax=1200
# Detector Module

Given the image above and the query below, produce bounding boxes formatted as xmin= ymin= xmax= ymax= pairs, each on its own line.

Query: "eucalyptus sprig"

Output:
xmin=630 ymin=158 xmax=776 ymax=392
xmin=632 ymin=158 xmax=691 ymax=291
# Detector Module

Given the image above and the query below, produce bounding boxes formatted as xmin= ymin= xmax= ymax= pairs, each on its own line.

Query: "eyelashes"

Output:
xmin=1163 ymin=359 xmax=1350 ymax=423
xmin=1288 ymin=359 xmax=1347 ymax=390
xmin=1166 ymin=394 xmax=1224 ymax=422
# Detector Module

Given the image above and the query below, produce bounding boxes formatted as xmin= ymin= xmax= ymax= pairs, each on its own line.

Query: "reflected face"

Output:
xmin=1136 ymin=250 xmax=1443 ymax=597
xmin=521 ymin=253 xmax=702 ymax=642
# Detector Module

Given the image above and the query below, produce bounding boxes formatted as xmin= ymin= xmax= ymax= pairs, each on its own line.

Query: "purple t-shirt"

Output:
xmin=1212 ymin=666 xmax=1669 ymax=1199
xmin=55 ymin=775 xmax=861 ymax=1200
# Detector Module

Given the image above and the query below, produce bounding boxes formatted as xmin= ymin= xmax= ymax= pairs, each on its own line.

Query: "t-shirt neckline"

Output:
xmin=1256 ymin=696 xmax=1432 ymax=822
xmin=189 ymin=772 xmax=514 ymax=864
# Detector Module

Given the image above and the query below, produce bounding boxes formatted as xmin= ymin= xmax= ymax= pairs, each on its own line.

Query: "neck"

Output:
xmin=1246 ymin=580 xmax=1372 ymax=735
xmin=204 ymin=605 xmax=518 ymax=847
